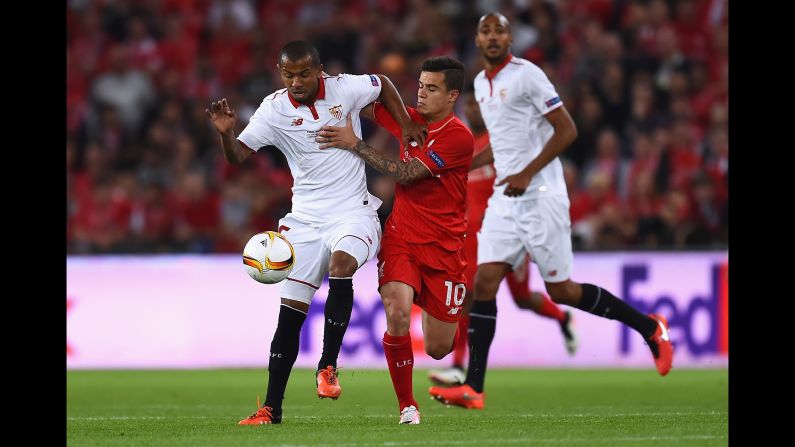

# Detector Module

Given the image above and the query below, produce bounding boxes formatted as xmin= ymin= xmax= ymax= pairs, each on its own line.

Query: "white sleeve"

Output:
xmin=340 ymin=73 xmax=383 ymax=111
xmin=522 ymin=64 xmax=563 ymax=116
xmin=237 ymin=102 xmax=276 ymax=151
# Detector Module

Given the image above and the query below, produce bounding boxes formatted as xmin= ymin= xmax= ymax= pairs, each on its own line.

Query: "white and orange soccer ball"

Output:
xmin=242 ymin=231 xmax=295 ymax=284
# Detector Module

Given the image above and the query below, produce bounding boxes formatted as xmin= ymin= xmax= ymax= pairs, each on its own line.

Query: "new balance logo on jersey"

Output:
xmin=395 ymin=359 xmax=412 ymax=368
xmin=548 ymin=270 xmax=557 ymax=277
xmin=291 ymin=118 xmax=303 ymax=126
xmin=366 ymin=236 xmax=372 ymax=244
xmin=448 ymin=307 xmax=461 ymax=315
xmin=427 ymin=150 xmax=445 ymax=168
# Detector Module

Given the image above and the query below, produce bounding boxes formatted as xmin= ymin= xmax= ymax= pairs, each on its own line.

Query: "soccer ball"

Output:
xmin=242 ymin=231 xmax=295 ymax=284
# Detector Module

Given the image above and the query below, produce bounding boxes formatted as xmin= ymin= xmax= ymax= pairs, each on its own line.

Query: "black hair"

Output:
xmin=420 ymin=56 xmax=465 ymax=92
xmin=278 ymin=40 xmax=321 ymax=67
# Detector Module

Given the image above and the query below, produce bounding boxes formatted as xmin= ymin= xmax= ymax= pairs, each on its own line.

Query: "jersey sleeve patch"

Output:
xmin=426 ymin=149 xmax=446 ymax=168
xmin=545 ymin=96 xmax=561 ymax=107
xmin=369 ymin=74 xmax=379 ymax=86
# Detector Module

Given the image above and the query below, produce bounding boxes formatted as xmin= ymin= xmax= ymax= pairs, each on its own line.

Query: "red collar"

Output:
xmin=426 ymin=112 xmax=456 ymax=132
xmin=288 ymin=76 xmax=326 ymax=108
xmin=485 ymin=54 xmax=513 ymax=81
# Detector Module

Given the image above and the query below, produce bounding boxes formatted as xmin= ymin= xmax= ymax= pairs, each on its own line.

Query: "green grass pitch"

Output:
xmin=67 ymin=368 xmax=727 ymax=446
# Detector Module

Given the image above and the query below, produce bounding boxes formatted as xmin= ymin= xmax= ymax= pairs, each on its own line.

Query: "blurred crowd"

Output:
xmin=67 ymin=0 xmax=728 ymax=254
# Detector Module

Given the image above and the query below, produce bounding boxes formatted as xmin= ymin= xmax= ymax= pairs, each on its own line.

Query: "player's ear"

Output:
xmin=449 ymin=89 xmax=460 ymax=104
xmin=317 ymin=63 xmax=324 ymax=76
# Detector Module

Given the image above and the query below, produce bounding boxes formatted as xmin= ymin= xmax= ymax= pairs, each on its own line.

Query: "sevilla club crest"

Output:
xmin=329 ymin=104 xmax=343 ymax=121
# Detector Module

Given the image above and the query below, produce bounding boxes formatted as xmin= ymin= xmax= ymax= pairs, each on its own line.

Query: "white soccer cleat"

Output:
xmin=428 ymin=367 xmax=466 ymax=386
xmin=399 ymin=405 xmax=421 ymax=424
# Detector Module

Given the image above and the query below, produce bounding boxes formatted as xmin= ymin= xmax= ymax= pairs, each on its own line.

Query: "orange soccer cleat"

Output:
xmin=238 ymin=396 xmax=281 ymax=425
xmin=647 ymin=313 xmax=674 ymax=376
xmin=429 ymin=383 xmax=485 ymax=409
xmin=317 ymin=365 xmax=342 ymax=400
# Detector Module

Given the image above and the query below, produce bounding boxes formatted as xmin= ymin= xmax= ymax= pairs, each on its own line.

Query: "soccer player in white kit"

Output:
xmin=206 ymin=41 xmax=427 ymax=424
xmin=429 ymin=14 xmax=673 ymax=410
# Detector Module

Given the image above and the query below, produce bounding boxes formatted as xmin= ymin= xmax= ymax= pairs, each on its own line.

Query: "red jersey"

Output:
xmin=373 ymin=103 xmax=474 ymax=251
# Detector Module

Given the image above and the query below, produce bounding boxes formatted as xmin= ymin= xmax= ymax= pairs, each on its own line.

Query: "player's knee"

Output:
xmin=385 ymin=309 xmax=410 ymax=329
xmin=382 ymin=301 xmax=411 ymax=332
xmin=546 ymin=285 xmax=565 ymax=302
xmin=328 ymin=264 xmax=356 ymax=278
xmin=474 ymin=279 xmax=500 ymax=302
xmin=280 ymin=298 xmax=310 ymax=314
xmin=474 ymin=267 xmax=505 ymax=300
xmin=328 ymin=254 xmax=358 ymax=278
xmin=546 ymin=281 xmax=577 ymax=305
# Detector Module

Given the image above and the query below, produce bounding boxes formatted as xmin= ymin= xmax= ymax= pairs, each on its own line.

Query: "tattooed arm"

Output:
xmin=317 ymin=113 xmax=432 ymax=185
xmin=349 ymin=140 xmax=431 ymax=185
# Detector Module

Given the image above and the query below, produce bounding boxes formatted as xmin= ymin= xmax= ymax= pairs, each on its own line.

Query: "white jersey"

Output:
xmin=473 ymin=55 xmax=567 ymax=200
xmin=238 ymin=74 xmax=384 ymax=222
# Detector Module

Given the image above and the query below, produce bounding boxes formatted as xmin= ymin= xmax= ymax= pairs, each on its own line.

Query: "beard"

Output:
xmin=482 ymin=47 xmax=509 ymax=65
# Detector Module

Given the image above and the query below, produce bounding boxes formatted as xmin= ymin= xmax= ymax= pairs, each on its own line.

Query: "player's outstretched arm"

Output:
xmin=206 ymin=98 xmax=252 ymax=164
xmin=317 ymin=114 xmax=432 ymax=185
xmin=375 ymin=74 xmax=427 ymax=148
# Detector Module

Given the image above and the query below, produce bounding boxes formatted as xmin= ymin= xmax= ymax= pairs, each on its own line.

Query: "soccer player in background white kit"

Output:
xmin=206 ymin=41 xmax=426 ymax=424
xmin=429 ymin=14 xmax=673 ymax=410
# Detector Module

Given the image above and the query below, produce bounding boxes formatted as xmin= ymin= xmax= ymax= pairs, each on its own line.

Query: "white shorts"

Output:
xmin=477 ymin=195 xmax=573 ymax=283
xmin=278 ymin=212 xmax=381 ymax=303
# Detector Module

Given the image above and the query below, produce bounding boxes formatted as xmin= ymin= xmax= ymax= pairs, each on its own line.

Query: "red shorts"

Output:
xmin=377 ymin=232 xmax=467 ymax=323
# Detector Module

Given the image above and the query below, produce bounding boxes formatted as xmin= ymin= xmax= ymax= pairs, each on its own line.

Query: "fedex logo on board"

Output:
xmin=620 ymin=263 xmax=728 ymax=357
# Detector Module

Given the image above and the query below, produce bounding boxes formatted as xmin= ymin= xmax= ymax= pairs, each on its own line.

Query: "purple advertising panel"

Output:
xmin=67 ymin=252 xmax=728 ymax=369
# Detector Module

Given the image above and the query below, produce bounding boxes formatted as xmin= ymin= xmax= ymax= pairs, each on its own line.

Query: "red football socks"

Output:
xmin=452 ymin=316 xmax=469 ymax=367
xmin=536 ymin=294 xmax=566 ymax=322
xmin=383 ymin=332 xmax=418 ymax=411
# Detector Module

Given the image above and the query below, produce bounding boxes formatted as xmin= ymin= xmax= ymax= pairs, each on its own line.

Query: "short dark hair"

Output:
xmin=278 ymin=40 xmax=321 ymax=67
xmin=420 ymin=56 xmax=465 ymax=92
xmin=478 ymin=13 xmax=512 ymax=31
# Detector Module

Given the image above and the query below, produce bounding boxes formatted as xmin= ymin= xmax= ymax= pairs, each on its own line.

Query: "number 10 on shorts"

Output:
xmin=444 ymin=281 xmax=466 ymax=306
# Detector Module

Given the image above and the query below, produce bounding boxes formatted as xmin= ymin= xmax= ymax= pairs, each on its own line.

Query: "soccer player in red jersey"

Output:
xmin=318 ymin=56 xmax=474 ymax=424
xmin=428 ymin=91 xmax=578 ymax=388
